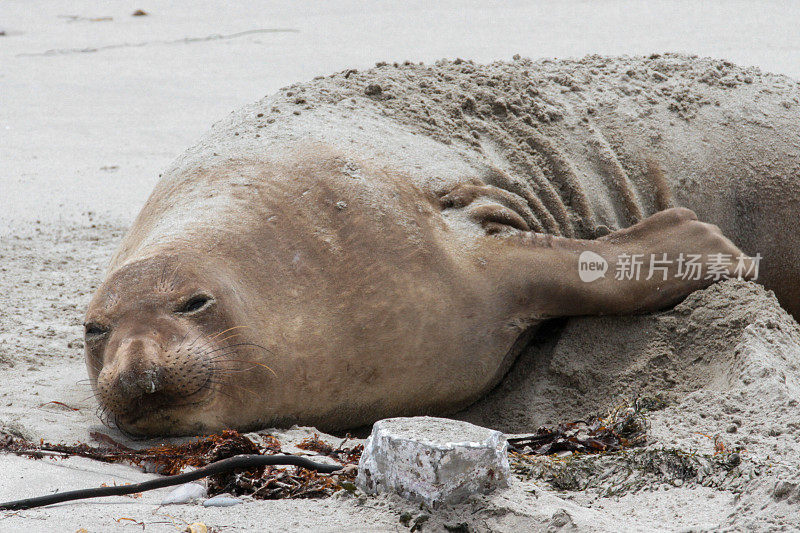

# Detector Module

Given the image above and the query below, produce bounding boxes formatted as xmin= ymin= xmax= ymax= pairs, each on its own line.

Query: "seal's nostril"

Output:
xmin=131 ymin=368 xmax=161 ymax=395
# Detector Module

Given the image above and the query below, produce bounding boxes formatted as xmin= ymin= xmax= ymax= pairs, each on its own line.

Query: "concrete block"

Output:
xmin=356 ymin=416 xmax=510 ymax=506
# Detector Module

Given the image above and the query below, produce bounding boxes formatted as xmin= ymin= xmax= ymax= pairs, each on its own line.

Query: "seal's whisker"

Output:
xmin=207 ymin=325 xmax=250 ymax=342
xmin=212 ymin=364 xmax=263 ymax=374
xmin=76 ymin=389 xmax=98 ymax=400
xmin=205 ymin=333 xmax=244 ymax=348
xmin=213 ymin=359 xmax=277 ymax=377
xmin=206 ymin=352 xmax=257 ymax=366
xmin=169 ymin=331 xmax=191 ymax=354
xmin=186 ymin=331 xmax=207 ymax=349
xmin=204 ymin=385 xmax=235 ymax=401
xmin=202 ymin=342 xmax=275 ymax=357
xmin=85 ymin=363 xmax=103 ymax=376
xmin=231 ymin=384 xmax=263 ymax=400
xmin=208 ymin=378 xmax=263 ymax=400
xmin=80 ymin=391 xmax=103 ymax=402
xmin=96 ymin=405 xmax=114 ymax=427
xmin=205 ymin=351 xmax=238 ymax=360
xmin=195 ymin=328 xmax=251 ymax=353
xmin=85 ymin=358 xmax=104 ymax=373
xmin=203 ymin=377 xmax=232 ymax=392
xmin=193 ymin=326 xmax=249 ymax=352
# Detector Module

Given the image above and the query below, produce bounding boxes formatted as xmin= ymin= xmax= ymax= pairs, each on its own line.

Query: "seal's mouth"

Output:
xmin=120 ymin=396 xmax=203 ymax=424
xmin=112 ymin=384 xmax=214 ymax=434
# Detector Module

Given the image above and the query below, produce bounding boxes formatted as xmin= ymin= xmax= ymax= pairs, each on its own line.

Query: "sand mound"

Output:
xmin=459 ymin=280 xmax=800 ymax=433
xmin=459 ymin=279 xmax=800 ymax=531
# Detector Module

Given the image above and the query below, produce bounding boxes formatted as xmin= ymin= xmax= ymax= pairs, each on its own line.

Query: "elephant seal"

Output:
xmin=85 ymin=55 xmax=798 ymax=436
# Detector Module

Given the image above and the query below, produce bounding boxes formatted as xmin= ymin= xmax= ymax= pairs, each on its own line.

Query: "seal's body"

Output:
xmin=86 ymin=56 xmax=799 ymax=435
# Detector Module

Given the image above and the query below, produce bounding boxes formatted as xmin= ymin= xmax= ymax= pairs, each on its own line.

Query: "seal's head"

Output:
xmin=84 ymin=251 xmax=254 ymax=436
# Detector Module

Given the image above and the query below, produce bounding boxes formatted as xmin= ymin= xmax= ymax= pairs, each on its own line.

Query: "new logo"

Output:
xmin=578 ymin=251 xmax=608 ymax=282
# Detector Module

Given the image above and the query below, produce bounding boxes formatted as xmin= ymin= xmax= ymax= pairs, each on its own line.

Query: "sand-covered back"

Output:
xmin=201 ymin=53 xmax=799 ymax=243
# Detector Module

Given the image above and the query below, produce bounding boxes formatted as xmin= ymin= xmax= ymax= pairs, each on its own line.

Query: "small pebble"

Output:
xmin=161 ymin=482 xmax=206 ymax=505
xmin=365 ymin=84 xmax=383 ymax=96
xmin=203 ymin=494 xmax=242 ymax=507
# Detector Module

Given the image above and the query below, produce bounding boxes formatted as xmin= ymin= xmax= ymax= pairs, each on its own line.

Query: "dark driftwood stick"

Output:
xmin=0 ymin=454 xmax=341 ymax=511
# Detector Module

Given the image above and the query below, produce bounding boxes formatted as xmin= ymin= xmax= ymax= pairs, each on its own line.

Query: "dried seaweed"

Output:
xmin=511 ymin=447 xmax=757 ymax=496
xmin=508 ymin=402 xmax=648 ymax=455
xmin=0 ymin=430 xmax=360 ymax=500
xmin=297 ymin=433 xmax=363 ymax=465
xmin=216 ymin=434 xmax=362 ymax=499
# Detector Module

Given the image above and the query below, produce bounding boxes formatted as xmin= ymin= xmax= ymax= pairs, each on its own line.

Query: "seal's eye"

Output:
xmin=84 ymin=323 xmax=109 ymax=340
xmin=178 ymin=295 xmax=213 ymax=314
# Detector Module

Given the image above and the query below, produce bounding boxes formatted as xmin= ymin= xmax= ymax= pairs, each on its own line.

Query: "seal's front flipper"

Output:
xmin=478 ymin=207 xmax=754 ymax=319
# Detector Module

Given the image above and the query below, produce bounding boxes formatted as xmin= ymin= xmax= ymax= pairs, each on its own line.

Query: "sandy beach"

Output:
xmin=3 ymin=2 xmax=800 ymax=531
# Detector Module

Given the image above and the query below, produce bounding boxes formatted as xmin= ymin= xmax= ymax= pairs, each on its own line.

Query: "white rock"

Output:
xmin=202 ymin=494 xmax=243 ymax=507
xmin=160 ymin=482 xmax=207 ymax=505
xmin=356 ymin=416 xmax=510 ymax=506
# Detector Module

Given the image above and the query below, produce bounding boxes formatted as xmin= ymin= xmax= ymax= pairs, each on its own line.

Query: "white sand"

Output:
xmin=5 ymin=0 xmax=800 ymax=232
xmin=4 ymin=3 xmax=800 ymax=532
